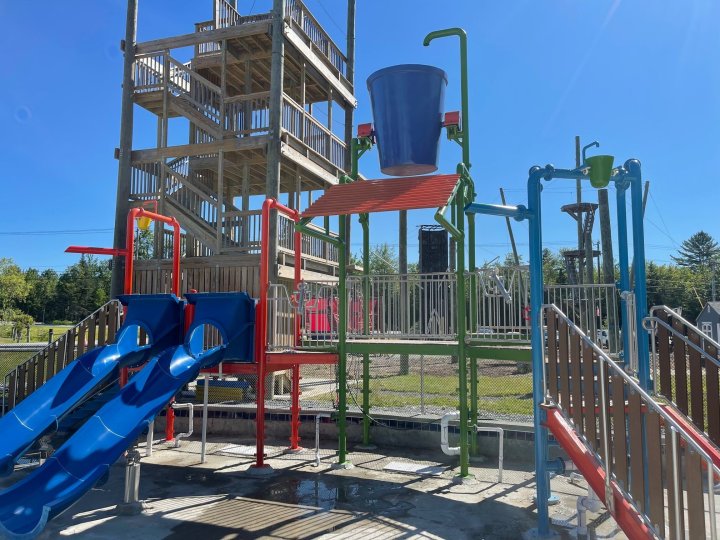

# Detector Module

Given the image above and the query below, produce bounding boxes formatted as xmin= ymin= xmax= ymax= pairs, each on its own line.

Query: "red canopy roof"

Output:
xmin=301 ymin=174 xmax=460 ymax=217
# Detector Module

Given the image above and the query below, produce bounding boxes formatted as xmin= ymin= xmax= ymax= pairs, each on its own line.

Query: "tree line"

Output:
xmin=1 ymin=230 xmax=717 ymax=328
xmin=0 ymin=256 xmax=111 ymax=327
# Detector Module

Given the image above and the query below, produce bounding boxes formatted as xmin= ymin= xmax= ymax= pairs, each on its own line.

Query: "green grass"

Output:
xmin=371 ymin=373 xmax=532 ymax=398
xmin=0 ymin=325 xmax=70 ymax=345
xmin=317 ymin=372 xmax=534 ymax=418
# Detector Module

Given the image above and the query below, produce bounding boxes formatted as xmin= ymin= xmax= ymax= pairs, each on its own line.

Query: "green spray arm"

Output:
xmin=423 ymin=27 xmax=470 ymax=171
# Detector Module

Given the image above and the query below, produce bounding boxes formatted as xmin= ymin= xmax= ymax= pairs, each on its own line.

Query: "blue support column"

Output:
xmin=626 ymin=160 xmax=650 ymax=390
xmin=615 ymin=180 xmax=632 ymax=362
xmin=527 ymin=166 xmax=551 ymax=537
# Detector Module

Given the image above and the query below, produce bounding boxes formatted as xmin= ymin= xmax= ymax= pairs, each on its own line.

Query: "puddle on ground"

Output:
xmin=152 ymin=469 xmax=234 ymax=489
xmin=249 ymin=476 xmax=414 ymax=516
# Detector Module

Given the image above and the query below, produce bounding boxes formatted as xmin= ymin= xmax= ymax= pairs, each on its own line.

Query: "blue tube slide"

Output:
xmin=0 ymin=295 xmax=184 ymax=477
xmin=0 ymin=292 xmax=254 ymax=539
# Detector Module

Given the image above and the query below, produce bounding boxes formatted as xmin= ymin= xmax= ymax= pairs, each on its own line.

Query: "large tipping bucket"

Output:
xmin=367 ymin=64 xmax=447 ymax=176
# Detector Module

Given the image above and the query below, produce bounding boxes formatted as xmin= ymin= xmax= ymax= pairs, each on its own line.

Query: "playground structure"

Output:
xmin=0 ymin=5 xmax=719 ymax=539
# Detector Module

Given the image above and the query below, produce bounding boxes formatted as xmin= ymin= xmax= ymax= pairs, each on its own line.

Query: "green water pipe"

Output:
xmin=468 ymin=211 xmax=478 ymax=456
xmin=360 ymin=213 xmax=371 ymax=445
xmin=424 ymin=28 xmax=470 ymax=171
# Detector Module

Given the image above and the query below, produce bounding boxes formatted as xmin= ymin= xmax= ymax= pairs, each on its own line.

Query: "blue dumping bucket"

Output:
xmin=367 ymin=64 xmax=448 ymax=176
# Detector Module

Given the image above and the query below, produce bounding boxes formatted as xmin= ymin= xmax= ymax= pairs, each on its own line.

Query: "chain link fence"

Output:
xmin=175 ymin=354 xmax=532 ymax=425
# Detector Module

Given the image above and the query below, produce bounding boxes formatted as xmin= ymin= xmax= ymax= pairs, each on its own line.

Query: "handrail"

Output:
xmin=643 ymin=316 xmax=720 ymax=370
xmin=649 ymin=304 xmax=720 ymax=355
xmin=3 ymin=300 xmax=122 ymax=410
xmin=544 ymin=303 xmax=720 ymax=472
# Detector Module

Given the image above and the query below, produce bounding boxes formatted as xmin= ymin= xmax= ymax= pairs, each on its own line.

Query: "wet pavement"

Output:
xmin=0 ymin=438 xmax=625 ymax=539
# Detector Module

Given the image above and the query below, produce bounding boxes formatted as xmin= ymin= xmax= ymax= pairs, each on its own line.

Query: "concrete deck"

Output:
xmin=1 ymin=438 xmax=626 ymax=540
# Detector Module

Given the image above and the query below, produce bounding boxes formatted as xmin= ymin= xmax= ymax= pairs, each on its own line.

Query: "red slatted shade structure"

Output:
xmin=301 ymin=174 xmax=460 ymax=217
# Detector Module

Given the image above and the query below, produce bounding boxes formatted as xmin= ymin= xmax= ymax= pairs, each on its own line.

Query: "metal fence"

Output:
xmin=544 ymin=284 xmax=620 ymax=355
xmin=469 ymin=266 xmax=530 ymax=342
xmin=175 ymin=353 xmax=532 ymax=425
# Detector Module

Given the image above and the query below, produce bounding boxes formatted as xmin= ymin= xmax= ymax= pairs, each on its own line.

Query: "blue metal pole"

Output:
xmin=626 ymin=160 xmax=650 ymax=390
xmin=464 ymin=202 xmax=529 ymax=221
xmin=615 ymin=179 xmax=632 ymax=362
xmin=528 ymin=166 xmax=550 ymax=537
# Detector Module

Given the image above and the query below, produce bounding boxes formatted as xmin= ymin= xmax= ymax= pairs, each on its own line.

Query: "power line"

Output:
xmin=0 ymin=228 xmax=113 ymax=236
xmin=311 ymin=0 xmax=347 ymax=38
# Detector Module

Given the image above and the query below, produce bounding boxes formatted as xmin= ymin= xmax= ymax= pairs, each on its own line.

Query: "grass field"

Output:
xmin=323 ymin=372 xmax=535 ymax=418
xmin=0 ymin=324 xmax=71 ymax=345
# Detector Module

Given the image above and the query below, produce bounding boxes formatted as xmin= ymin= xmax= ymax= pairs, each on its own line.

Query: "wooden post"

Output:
xmin=574 ymin=136 xmax=583 ymax=284
xmin=265 ymin=0 xmax=286 ymax=283
xmin=598 ymin=188 xmax=618 ymax=351
xmin=111 ymin=0 xmax=138 ymax=297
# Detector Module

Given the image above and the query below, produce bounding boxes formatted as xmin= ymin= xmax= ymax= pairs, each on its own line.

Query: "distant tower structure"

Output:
xmin=561 ymin=202 xmax=599 ymax=285
xmin=112 ymin=0 xmax=357 ymax=297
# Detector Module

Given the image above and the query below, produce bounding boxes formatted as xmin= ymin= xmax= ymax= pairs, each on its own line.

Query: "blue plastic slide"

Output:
xmin=0 ymin=295 xmax=185 ymax=477
xmin=0 ymin=292 xmax=255 ymax=539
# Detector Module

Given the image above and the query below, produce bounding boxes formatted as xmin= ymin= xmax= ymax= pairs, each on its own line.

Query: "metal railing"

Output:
xmin=3 ymin=301 xmax=122 ymax=411
xmin=468 ymin=266 xmax=530 ymax=342
xmin=644 ymin=305 xmax=720 ymax=447
xmin=298 ymin=280 xmax=340 ymax=349
xmin=282 ymin=95 xmax=346 ymax=170
xmin=346 ymin=273 xmax=458 ymax=341
xmin=544 ymin=303 xmax=719 ymax=539
xmin=544 ymin=284 xmax=620 ymax=354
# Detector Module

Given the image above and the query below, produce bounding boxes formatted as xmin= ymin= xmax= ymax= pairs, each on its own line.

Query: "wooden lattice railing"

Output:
xmin=3 ymin=301 xmax=121 ymax=410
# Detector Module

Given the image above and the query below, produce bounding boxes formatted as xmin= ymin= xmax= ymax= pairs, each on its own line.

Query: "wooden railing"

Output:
xmin=214 ymin=0 xmax=241 ymax=29
xmin=3 ymin=301 xmax=121 ymax=410
xmin=221 ymin=210 xmax=262 ymax=252
xmin=282 ymin=95 xmax=346 ymax=170
xmin=278 ymin=214 xmax=339 ymax=265
xmin=284 ymin=0 xmax=347 ymax=77
xmin=646 ymin=306 xmax=720 ymax=447
xmin=164 ymin=166 xmax=219 ymax=232
xmin=224 ymin=92 xmax=271 ymax=135
xmin=545 ymin=304 xmax=719 ymax=540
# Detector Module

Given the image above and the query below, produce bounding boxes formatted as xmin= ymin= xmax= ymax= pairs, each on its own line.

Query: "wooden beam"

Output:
xmin=280 ymin=142 xmax=339 ymax=186
xmin=131 ymin=136 xmax=268 ymax=163
xmin=283 ymin=27 xmax=356 ymax=107
xmin=135 ymin=22 xmax=270 ymax=54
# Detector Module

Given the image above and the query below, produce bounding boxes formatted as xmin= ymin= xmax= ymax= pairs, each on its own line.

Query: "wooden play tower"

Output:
xmin=111 ymin=0 xmax=357 ymax=298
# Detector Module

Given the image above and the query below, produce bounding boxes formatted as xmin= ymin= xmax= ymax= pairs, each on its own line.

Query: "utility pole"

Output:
xmin=111 ymin=0 xmax=138 ymax=297
xmin=598 ymin=183 xmax=617 ymax=350
xmin=575 ymin=136 xmax=583 ymax=284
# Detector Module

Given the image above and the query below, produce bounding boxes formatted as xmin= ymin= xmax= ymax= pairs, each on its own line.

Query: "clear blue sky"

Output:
xmin=1 ymin=0 xmax=719 ymax=271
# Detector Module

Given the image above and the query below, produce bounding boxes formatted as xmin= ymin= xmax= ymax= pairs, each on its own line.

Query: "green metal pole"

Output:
xmin=424 ymin=28 xmax=470 ymax=170
xmin=468 ymin=211 xmax=478 ymax=456
xmin=361 ymin=214 xmax=371 ymax=445
xmin=337 ymin=210 xmax=348 ymax=465
xmin=455 ymin=180 xmax=469 ymax=477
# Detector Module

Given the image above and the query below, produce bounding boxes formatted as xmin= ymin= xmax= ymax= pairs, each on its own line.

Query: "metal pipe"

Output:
xmin=314 ymin=413 xmax=331 ymax=467
xmin=201 ymin=374 xmax=209 ymax=463
xmin=171 ymin=402 xmax=194 ymax=448
xmin=626 ymin=160 xmax=650 ymax=390
xmin=440 ymin=411 xmax=461 ymax=456
xmin=423 ymin=28 xmax=470 ymax=169
xmin=709 ymin=458 xmax=718 ymax=540
xmin=464 ymin=202 xmax=529 ymax=221
xmin=615 ymin=179 xmax=632 ymax=361
xmin=671 ymin=427 xmax=682 ymax=540
xmin=145 ymin=420 xmax=154 ymax=457
xmin=527 ymin=166 xmax=552 ymax=534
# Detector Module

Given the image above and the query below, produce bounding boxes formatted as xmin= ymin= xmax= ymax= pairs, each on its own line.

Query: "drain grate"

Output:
xmin=383 ymin=461 xmax=445 ymax=476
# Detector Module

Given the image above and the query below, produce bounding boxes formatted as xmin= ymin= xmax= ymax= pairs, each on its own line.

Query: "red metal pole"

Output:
xmin=255 ymin=198 xmax=300 ymax=468
xmin=544 ymin=408 xmax=652 ymax=539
